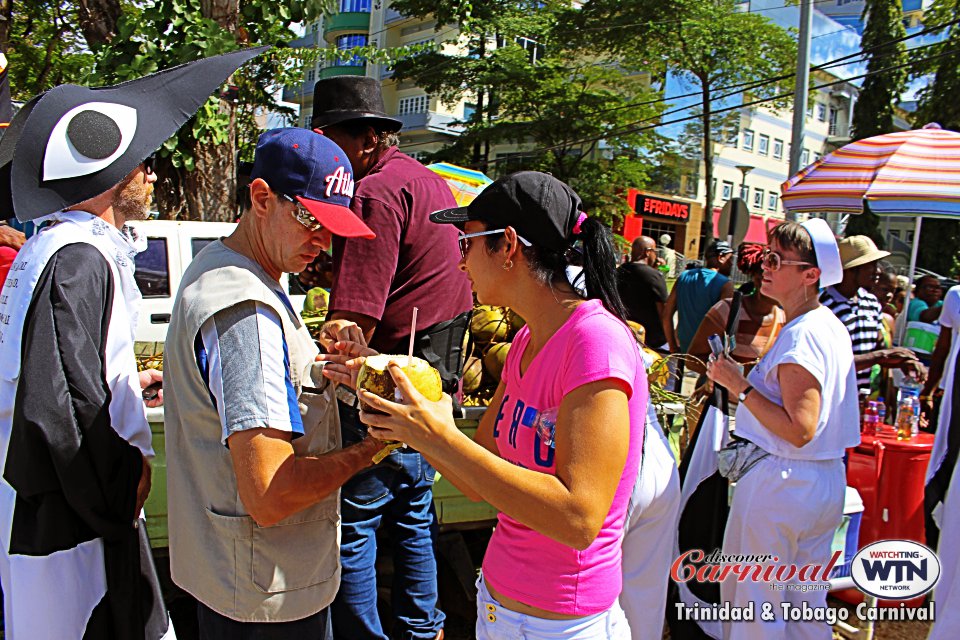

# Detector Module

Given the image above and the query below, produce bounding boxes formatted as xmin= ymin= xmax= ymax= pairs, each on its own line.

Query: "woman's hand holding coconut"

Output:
xmin=359 ymin=362 xmax=456 ymax=452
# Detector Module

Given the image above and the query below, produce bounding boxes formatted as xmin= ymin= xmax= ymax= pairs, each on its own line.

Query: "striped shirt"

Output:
xmin=194 ymin=300 xmax=304 ymax=444
xmin=819 ymin=286 xmax=883 ymax=390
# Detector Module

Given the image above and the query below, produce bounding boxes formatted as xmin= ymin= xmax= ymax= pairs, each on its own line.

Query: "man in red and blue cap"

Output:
xmin=163 ymin=127 xmax=382 ymax=638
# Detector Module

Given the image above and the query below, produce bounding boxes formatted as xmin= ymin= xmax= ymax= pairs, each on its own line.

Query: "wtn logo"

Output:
xmin=860 ymin=559 xmax=928 ymax=583
xmin=851 ymin=541 xmax=940 ymax=600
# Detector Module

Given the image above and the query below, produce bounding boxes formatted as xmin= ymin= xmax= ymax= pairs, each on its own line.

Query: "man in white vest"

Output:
xmin=164 ymin=127 xmax=382 ymax=638
xmin=0 ymin=49 xmax=265 ymax=640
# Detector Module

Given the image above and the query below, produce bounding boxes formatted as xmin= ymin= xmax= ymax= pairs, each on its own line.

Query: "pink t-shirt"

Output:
xmin=481 ymin=299 xmax=646 ymax=616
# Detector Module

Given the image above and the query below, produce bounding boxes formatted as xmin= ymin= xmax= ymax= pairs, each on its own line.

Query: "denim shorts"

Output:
xmin=474 ymin=574 xmax=631 ymax=639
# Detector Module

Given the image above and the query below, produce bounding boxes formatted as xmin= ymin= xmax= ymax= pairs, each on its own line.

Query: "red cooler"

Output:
xmin=840 ymin=426 xmax=934 ymax=606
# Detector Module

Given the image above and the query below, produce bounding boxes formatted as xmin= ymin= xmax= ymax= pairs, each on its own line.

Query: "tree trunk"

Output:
xmin=77 ymin=0 xmax=121 ymax=47
xmin=700 ymin=81 xmax=715 ymax=249
xmin=0 ymin=0 xmax=12 ymax=53
xmin=155 ymin=0 xmax=240 ymax=220
xmin=184 ymin=103 xmax=237 ymax=221
xmin=200 ymin=0 xmax=239 ymax=32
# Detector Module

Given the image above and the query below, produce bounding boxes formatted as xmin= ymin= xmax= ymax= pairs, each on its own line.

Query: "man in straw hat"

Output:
xmin=310 ymin=75 xmax=470 ymax=640
xmin=0 ymin=48 xmax=267 ymax=639
xmin=820 ymin=235 xmax=924 ymax=393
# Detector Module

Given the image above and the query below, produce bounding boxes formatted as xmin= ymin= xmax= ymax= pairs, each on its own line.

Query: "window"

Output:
xmin=753 ymin=188 xmax=764 ymax=209
xmin=806 ymin=103 xmax=813 ymax=118
xmin=515 ymin=36 xmax=546 ymax=64
xmin=336 ymin=34 xmax=367 ymax=66
xmin=134 ymin=238 xmax=171 ymax=298
xmin=773 ymin=138 xmax=784 ymax=160
xmin=721 ymin=181 xmax=734 ymax=200
xmin=816 ymin=103 xmax=827 ymax=122
xmin=740 ymin=184 xmax=749 ymax=200
xmin=398 ymin=94 xmax=429 ymax=115
xmin=406 ymin=151 xmax=426 ymax=162
xmin=828 ymin=107 xmax=839 ymax=136
xmin=767 ymin=192 xmax=778 ymax=211
xmin=801 ymin=149 xmax=810 ymax=167
xmin=906 ymin=230 xmax=915 ymax=244
xmin=743 ymin=129 xmax=754 ymax=151
xmin=758 ymin=134 xmax=769 ymax=156
xmin=813 ymin=151 xmax=822 ymax=163
xmin=190 ymin=238 xmax=220 ymax=258
xmin=307 ymin=69 xmax=315 ymax=82
xmin=339 ymin=0 xmax=371 ymax=11
xmin=463 ymin=102 xmax=477 ymax=121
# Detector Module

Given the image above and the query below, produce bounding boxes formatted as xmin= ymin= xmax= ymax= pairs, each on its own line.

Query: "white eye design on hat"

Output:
xmin=42 ymin=101 xmax=138 ymax=181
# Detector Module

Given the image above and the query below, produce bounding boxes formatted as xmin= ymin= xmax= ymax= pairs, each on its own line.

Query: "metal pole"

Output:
xmin=896 ymin=216 xmax=924 ymax=346
xmin=787 ymin=0 xmax=813 ymax=222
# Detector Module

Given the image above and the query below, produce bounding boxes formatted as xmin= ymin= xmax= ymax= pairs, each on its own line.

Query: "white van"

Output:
xmin=129 ymin=220 xmax=306 ymax=344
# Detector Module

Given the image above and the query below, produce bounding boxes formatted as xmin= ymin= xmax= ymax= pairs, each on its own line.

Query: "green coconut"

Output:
xmin=462 ymin=356 xmax=484 ymax=394
xmin=483 ymin=342 xmax=511 ymax=382
xmin=470 ymin=305 xmax=509 ymax=343
xmin=357 ymin=355 xmax=443 ymax=412
xmin=303 ymin=287 xmax=330 ymax=314
xmin=506 ymin=308 xmax=526 ymax=335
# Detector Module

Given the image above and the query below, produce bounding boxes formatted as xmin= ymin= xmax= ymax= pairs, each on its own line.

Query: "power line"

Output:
xmin=395 ymin=26 xmax=951 ymax=152
xmin=482 ymin=45 xmax=960 ymax=167
xmin=396 ymin=45 xmax=958 ymax=167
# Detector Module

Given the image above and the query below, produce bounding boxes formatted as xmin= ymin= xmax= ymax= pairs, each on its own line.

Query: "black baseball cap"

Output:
xmin=250 ymin=128 xmax=374 ymax=239
xmin=429 ymin=171 xmax=584 ymax=252
xmin=706 ymin=240 xmax=734 ymax=257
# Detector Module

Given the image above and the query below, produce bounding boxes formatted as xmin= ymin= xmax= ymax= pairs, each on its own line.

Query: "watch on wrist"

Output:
xmin=738 ymin=385 xmax=754 ymax=403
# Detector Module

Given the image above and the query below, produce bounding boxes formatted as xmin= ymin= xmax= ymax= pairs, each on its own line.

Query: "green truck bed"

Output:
xmin=143 ymin=406 xmax=498 ymax=548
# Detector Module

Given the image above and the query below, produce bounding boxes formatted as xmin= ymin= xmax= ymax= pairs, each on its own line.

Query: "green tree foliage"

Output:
xmin=846 ymin=0 xmax=907 ymax=244
xmin=913 ymin=0 xmax=960 ymax=132
xmin=3 ymin=1 xmax=95 ymax=98
xmin=577 ymin=0 xmax=796 ymax=244
xmin=852 ymin=0 xmax=907 ymax=140
xmin=388 ymin=0 xmax=664 ymax=226
xmin=910 ymin=0 xmax=960 ymax=273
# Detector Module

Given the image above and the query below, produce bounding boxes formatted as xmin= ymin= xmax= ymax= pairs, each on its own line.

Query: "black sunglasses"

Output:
xmin=143 ymin=155 xmax=156 ymax=176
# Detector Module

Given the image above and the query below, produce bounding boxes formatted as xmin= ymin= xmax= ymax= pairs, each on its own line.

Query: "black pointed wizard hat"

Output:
xmin=0 ymin=46 xmax=269 ymax=222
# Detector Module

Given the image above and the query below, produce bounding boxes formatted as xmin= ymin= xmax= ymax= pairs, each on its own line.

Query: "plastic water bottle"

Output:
xmin=896 ymin=396 xmax=918 ymax=441
xmin=876 ymin=397 xmax=886 ymax=430
xmin=862 ymin=401 xmax=879 ymax=434
xmin=898 ymin=375 xmax=922 ymax=405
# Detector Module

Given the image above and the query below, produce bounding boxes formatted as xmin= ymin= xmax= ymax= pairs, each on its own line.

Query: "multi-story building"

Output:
xmin=282 ymin=1 xmax=922 ymax=262
xmin=282 ymin=0 xmax=476 ymax=163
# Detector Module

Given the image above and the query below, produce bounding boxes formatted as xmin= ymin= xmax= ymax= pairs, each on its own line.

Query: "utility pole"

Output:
xmin=787 ymin=0 xmax=813 ymax=222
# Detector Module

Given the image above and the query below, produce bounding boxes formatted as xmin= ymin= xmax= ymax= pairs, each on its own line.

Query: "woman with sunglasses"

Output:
xmin=706 ymin=219 xmax=859 ymax=640
xmin=350 ymin=172 xmax=644 ymax=638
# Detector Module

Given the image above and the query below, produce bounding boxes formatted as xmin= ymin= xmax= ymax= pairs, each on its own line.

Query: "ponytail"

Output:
xmin=484 ymin=217 xmax=629 ymax=326
xmin=576 ymin=217 xmax=629 ymax=325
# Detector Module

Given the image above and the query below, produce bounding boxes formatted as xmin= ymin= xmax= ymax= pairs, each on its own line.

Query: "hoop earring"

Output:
xmin=502 ymin=259 xmax=513 ymax=271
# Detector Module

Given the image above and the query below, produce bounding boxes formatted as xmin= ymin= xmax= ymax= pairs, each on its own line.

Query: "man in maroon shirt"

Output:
xmin=313 ymin=75 xmax=471 ymax=640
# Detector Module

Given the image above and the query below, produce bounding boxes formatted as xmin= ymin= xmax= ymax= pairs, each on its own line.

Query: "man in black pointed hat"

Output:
xmin=0 ymin=48 xmax=265 ymax=639
xmin=311 ymin=75 xmax=471 ymax=640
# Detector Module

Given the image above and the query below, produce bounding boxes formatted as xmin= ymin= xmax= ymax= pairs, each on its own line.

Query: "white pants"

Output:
xmin=620 ymin=413 xmax=682 ymax=640
xmin=475 ymin=575 xmax=630 ymax=639
xmin=930 ymin=456 xmax=960 ymax=640
xmin=721 ymin=455 xmax=845 ymax=640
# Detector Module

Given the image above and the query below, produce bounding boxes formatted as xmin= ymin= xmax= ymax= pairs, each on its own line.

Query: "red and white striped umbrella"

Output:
xmin=781 ymin=123 xmax=960 ymax=218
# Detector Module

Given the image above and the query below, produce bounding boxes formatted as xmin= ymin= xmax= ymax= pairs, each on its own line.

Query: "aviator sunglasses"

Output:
xmin=761 ymin=248 xmax=814 ymax=272
xmin=458 ymin=229 xmax=532 ymax=258
xmin=279 ymin=193 xmax=324 ymax=232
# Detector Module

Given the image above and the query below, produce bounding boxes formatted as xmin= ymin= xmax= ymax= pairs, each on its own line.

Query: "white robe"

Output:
xmin=0 ymin=211 xmax=155 ymax=639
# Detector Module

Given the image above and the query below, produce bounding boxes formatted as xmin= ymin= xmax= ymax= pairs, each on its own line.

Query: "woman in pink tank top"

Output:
xmin=356 ymin=172 xmax=645 ymax=639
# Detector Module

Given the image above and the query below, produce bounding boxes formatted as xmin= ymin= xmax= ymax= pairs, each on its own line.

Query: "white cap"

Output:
xmin=800 ymin=218 xmax=843 ymax=287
